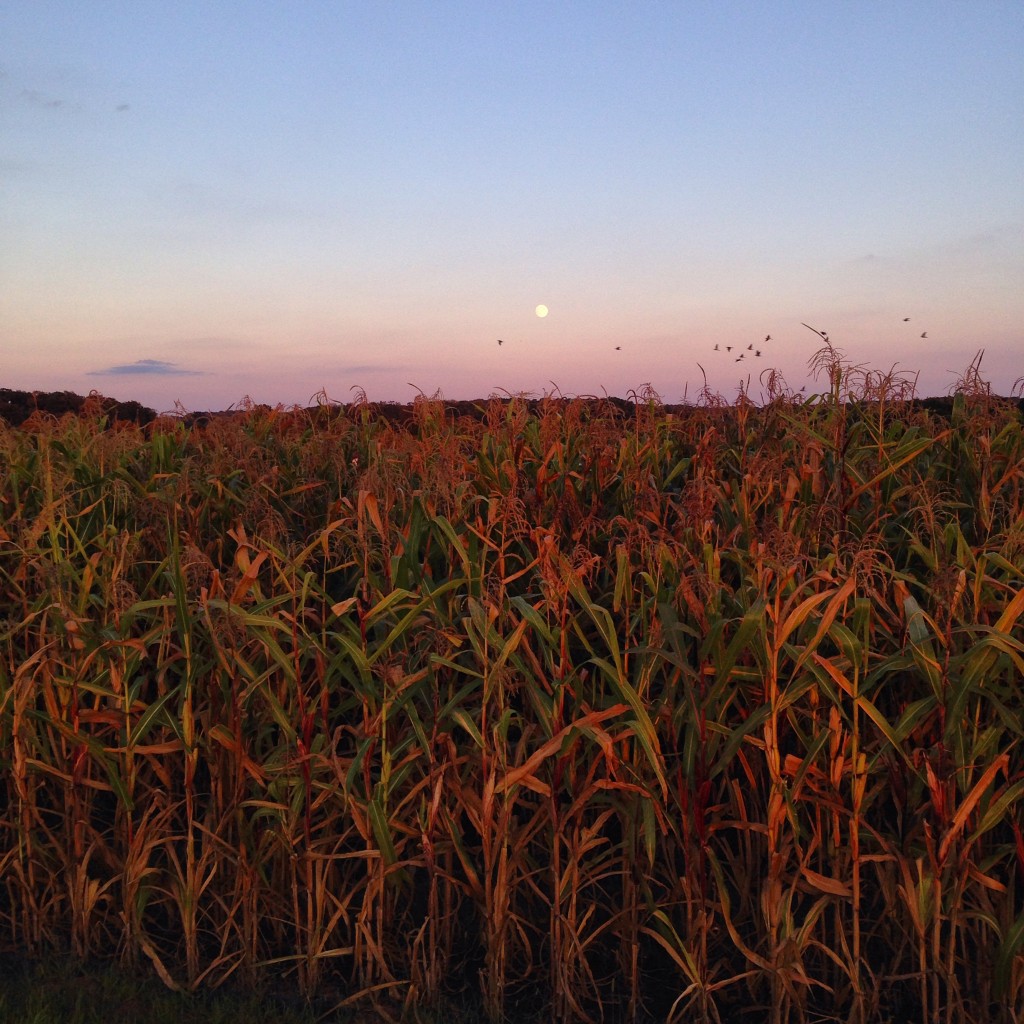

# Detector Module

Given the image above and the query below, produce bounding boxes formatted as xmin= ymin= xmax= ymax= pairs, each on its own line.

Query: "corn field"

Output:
xmin=2 ymin=361 xmax=1023 ymax=1023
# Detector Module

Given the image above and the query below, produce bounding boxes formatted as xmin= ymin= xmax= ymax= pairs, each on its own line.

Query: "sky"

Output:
xmin=2 ymin=1 xmax=1022 ymax=412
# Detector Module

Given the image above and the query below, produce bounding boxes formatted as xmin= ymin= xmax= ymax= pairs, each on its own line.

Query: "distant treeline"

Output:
xmin=2 ymin=385 xmax=1022 ymax=430
xmin=0 ymin=388 xmax=157 ymax=427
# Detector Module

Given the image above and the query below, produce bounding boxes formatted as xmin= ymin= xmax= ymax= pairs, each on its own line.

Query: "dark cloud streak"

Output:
xmin=88 ymin=359 xmax=204 ymax=377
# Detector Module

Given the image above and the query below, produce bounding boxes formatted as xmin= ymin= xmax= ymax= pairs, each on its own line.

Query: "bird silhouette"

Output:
xmin=497 ymin=339 xmax=503 ymax=346
xmin=765 ymin=335 xmax=771 ymax=342
xmin=747 ymin=343 xmax=753 ymax=351
xmin=726 ymin=346 xmax=732 ymax=352
xmin=735 ymin=355 xmax=744 ymax=362
xmin=903 ymin=318 xmax=910 ymax=322
xmin=755 ymin=350 xmax=761 ymax=357
xmin=714 ymin=344 xmax=720 ymax=351
xmin=615 ymin=346 xmax=621 ymax=350
xmin=921 ymin=332 xmax=928 ymax=338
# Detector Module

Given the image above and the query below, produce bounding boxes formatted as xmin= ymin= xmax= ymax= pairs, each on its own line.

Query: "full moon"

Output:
xmin=535 ymin=304 xmax=549 ymax=318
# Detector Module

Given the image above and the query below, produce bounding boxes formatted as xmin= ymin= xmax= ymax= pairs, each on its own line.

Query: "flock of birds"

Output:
xmin=707 ymin=318 xmax=928 ymax=365
xmin=713 ymin=333 xmax=772 ymax=363
xmin=494 ymin=319 xmax=929 ymax=360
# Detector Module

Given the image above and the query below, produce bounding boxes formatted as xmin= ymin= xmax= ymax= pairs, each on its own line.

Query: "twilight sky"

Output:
xmin=2 ymin=2 xmax=1022 ymax=412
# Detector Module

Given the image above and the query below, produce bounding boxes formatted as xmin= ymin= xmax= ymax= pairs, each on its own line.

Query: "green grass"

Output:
xmin=0 ymin=955 xmax=494 ymax=1024
xmin=0 ymin=955 xmax=320 ymax=1024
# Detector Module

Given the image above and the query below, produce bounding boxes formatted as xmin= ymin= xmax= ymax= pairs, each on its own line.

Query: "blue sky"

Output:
xmin=2 ymin=2 xmax=1021 ymax=411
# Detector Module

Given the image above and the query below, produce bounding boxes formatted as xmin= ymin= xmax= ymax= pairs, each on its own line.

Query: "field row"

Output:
xmin=1 ymin=384 xmax=1023 ymax=1023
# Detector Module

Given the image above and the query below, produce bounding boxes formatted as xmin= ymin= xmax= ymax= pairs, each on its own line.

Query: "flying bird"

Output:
xmin=714 ymin=344 xmax=719 ymax=351
xmin=921 ymin=332 xmax=928 ymax=338
xmin=903 ymin=318 xmax=911 ymax=322
xmin=735 ymin=354 xmax=744 ymax=362
xmin=497 ymin=339 xmax=503 ymax=346
xmin=615 ymin=346 xmax=621 ymax=350
xmin=755 ymin=350 xmax=761 ymax=357
xmin=747 ymin=343 xmax=753 ymax=351
xmin=726 ymin=346 xmax=732 ymax=352
xmin=765 ymin=335 xmax=771 ymax=342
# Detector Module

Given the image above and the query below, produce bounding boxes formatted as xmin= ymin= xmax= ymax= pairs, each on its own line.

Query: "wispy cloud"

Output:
xmin=334 ymin=364 xmax=400 ymax=375
xmin=0 ymin=158 xmax=39 ymax=181
xmin=20 ymin=88 xmax=67 ymax=110
xmin=88 ymin=359 xmax=204 ymax=377
xmin=157 ymin=179 xmax=331 ymax=228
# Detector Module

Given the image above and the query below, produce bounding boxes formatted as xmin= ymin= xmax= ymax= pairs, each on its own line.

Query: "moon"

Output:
xmin=535 ymin=304 xmax=549 ymax=318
